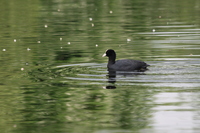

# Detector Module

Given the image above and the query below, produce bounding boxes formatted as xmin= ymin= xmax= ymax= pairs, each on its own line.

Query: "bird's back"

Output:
xmin=108 ymin=59 xmax=149 ymax=71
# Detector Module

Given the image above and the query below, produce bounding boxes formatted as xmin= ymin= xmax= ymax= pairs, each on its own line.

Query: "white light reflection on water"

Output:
xmin=148 ymin=92 xmax=196 ymax=133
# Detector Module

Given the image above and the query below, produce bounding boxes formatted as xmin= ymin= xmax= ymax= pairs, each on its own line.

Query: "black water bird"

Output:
xmin=103 ymin=49 xmax=150 ymax=71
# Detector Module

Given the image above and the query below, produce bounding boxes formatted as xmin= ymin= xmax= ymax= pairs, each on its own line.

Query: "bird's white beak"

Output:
xmin=102 ymin=53 xmax=106 ymax=57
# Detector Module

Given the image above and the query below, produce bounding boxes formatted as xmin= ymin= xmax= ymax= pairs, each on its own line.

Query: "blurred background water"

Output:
xmin=0 ymin=0 xmax=200 ymax=133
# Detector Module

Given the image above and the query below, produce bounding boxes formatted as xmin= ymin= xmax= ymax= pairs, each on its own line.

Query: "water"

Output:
xmin=0 ymin=0 xmax=200 ymax=133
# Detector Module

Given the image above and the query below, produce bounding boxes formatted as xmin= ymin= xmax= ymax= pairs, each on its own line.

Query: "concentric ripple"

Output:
xmin=54 ymin=60 xmax=200 ymax=88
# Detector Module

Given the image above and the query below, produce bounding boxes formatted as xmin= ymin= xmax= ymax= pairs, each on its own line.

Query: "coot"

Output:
xmin=102 ymin=49 xmax=150 ymax=71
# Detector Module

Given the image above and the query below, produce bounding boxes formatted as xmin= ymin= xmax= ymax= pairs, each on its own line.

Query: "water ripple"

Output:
xmin=53 ymin=60 xmax=200 ymax=88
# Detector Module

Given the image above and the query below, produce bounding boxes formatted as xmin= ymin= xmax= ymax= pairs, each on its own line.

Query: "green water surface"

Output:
xmin=0 ymin=0 xmax=200 ymax=133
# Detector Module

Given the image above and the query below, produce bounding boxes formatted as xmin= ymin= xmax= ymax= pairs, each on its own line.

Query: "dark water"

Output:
xmin=0 ymin=0 xmax=200 ymax=133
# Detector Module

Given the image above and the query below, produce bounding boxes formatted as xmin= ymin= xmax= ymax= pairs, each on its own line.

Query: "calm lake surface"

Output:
xmin=0 ymin=0 xmax=200 ymax=133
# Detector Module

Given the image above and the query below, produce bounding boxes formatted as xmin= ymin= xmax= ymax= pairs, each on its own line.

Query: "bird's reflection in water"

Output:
xmin=105 ymin=71 xmax=147 ymax=89
xmin=105 ymin=71 xmax=117 ymax=89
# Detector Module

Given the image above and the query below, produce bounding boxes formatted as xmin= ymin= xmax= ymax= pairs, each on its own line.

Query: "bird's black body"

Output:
xmin=103 ymin=49 xmax=149 ymax=71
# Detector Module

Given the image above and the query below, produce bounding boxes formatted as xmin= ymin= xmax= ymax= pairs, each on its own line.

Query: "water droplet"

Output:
xmin=127 ymin=38 xmax=131 ymax=42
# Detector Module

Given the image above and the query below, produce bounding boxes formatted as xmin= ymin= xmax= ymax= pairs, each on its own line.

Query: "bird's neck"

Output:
xmin=108 ymin=55 xmax=116 ymax=65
